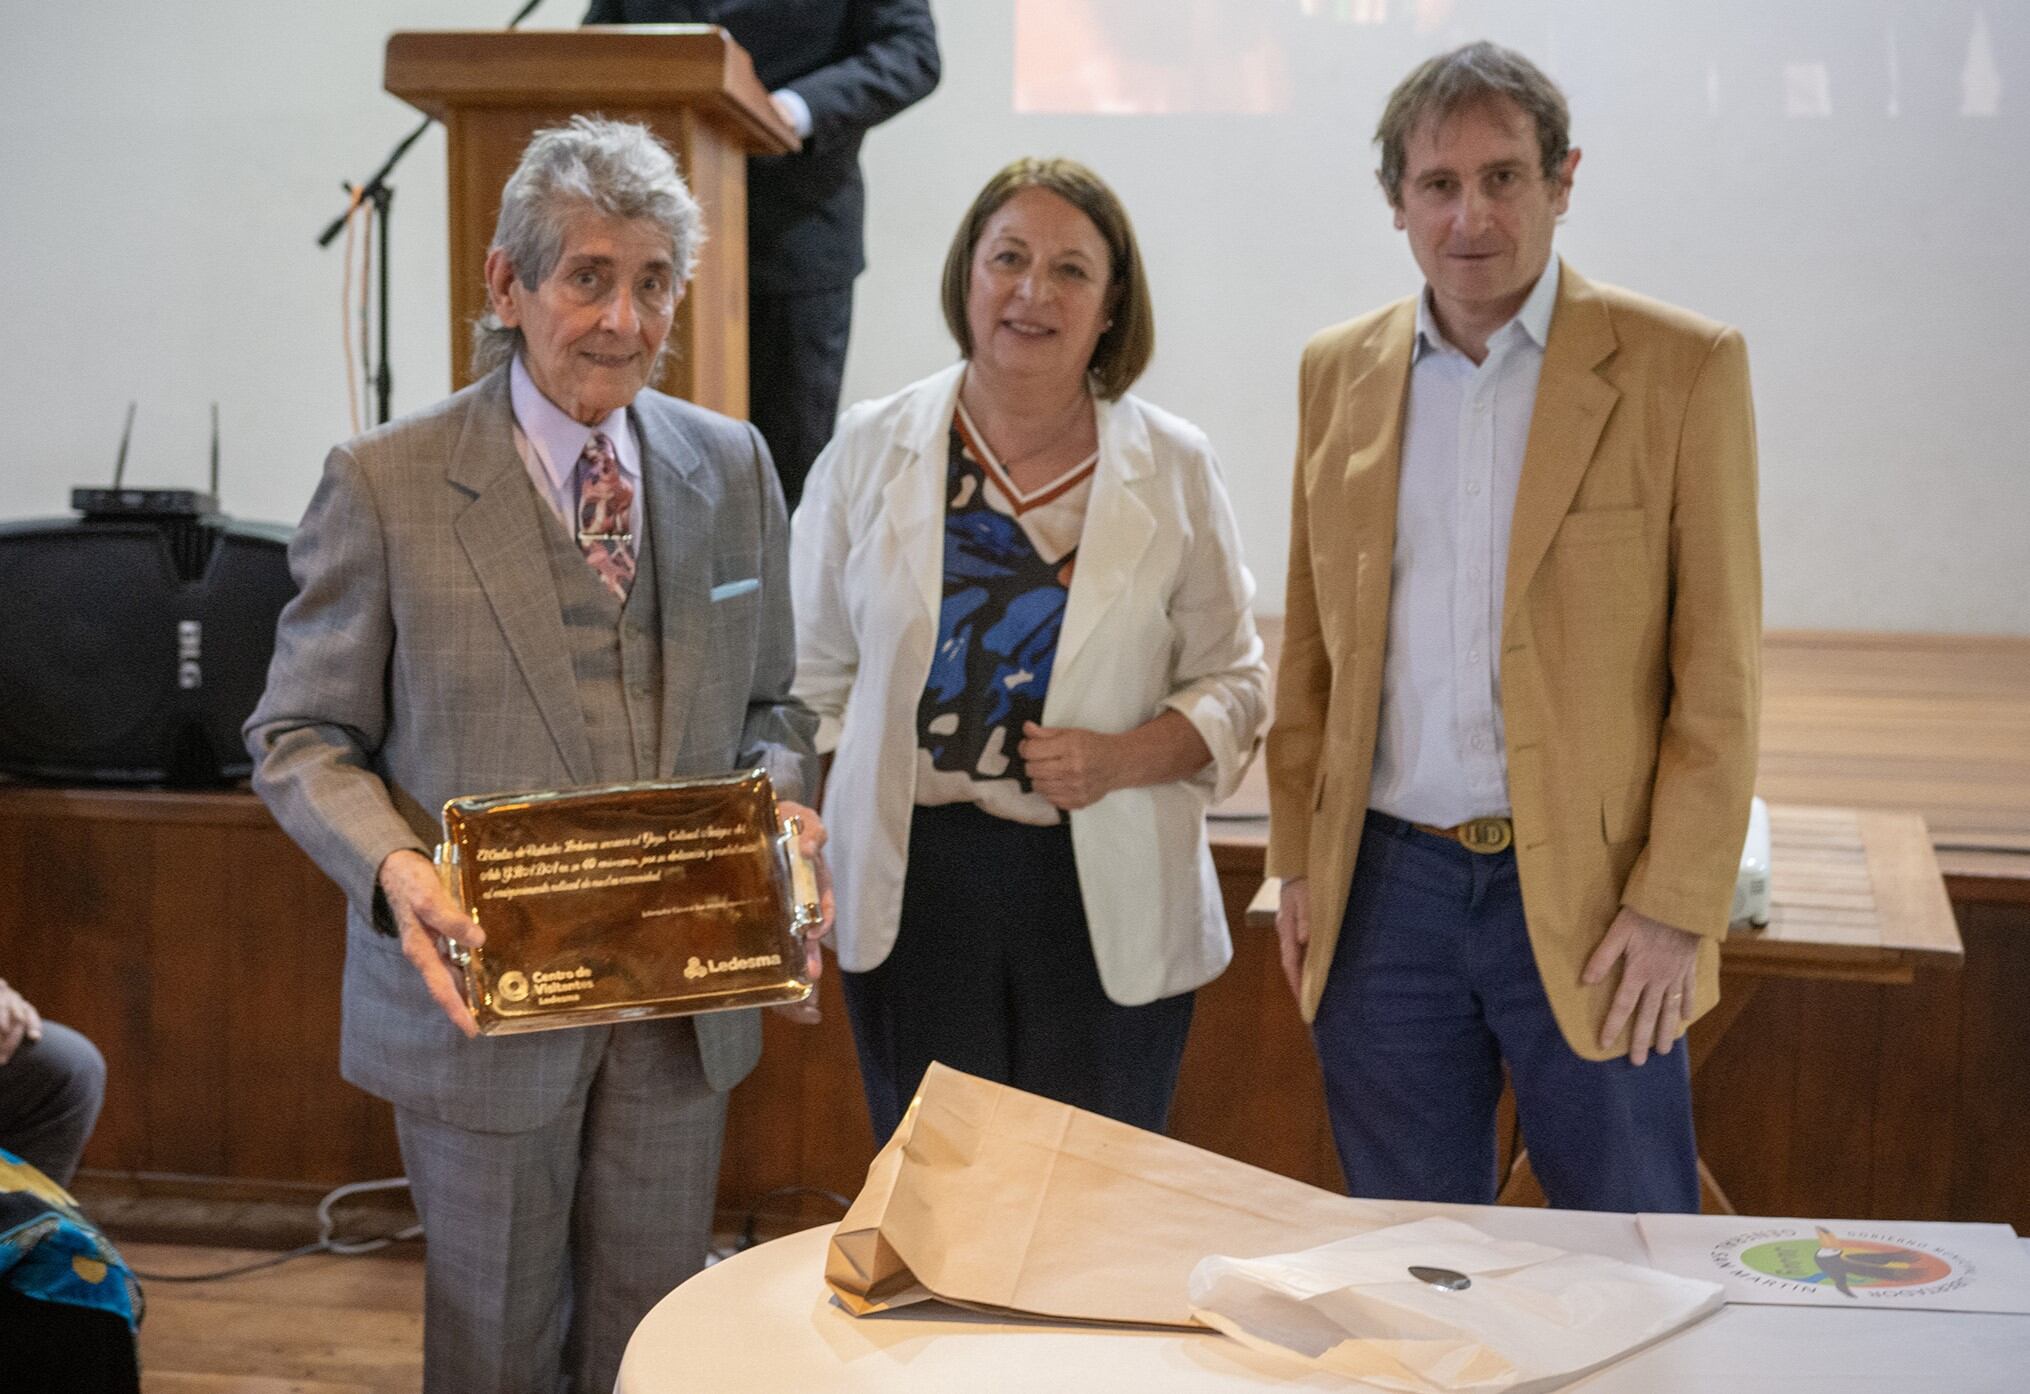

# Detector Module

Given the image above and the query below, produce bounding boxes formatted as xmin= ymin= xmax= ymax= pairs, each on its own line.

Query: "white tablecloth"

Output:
xmin=617 ymin=1214 xmax=2029 ymax=1392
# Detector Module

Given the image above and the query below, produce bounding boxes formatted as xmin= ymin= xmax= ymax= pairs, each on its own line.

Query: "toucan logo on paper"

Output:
xmin=1719 ymin=1225 xmax=1972 ymax=1299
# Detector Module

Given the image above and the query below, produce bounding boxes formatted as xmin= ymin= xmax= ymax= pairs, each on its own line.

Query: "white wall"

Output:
xmin=2 ymin=1 xmax=2025 ymax=633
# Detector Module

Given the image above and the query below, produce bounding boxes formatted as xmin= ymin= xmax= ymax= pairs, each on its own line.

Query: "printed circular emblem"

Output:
xmin=498 ymin=971 xmax=530 ymax=1003
xmin=1716 ymin=1225 xmax=1972 ymax=1300
xmin=684 ymin=956 xmax=708 ymax=981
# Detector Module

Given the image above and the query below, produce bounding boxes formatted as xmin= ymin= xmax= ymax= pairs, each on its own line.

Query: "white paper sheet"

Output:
xmin=1637 ymin=1213 xmax=2030 ymax=1314
xmin=1187 ymin=1216 xmax=1723 ymax=1393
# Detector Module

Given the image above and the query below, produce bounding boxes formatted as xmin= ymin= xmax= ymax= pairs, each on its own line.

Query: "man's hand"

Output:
xmin=1583 ymin=906 xmax=1701 ymax=1065
xmin=769 ymin=92 xmax=802 ymax=137
xmin=378 ymin=849 xmax=486 ymax=1039
xmin=0 ymin=978 xmax=44 ymax=1066
xmin=772 ymin=800 xmax=834 ymax=1024
xmin=1019 ymin=722 xmax=1126 ymax=811
xmin=1275 ymin=877 xmax=1311 ymax=1005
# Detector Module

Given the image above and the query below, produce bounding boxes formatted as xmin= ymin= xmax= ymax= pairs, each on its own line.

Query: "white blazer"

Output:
xmin=791 ymin=363 xmax=1268 ymax=1005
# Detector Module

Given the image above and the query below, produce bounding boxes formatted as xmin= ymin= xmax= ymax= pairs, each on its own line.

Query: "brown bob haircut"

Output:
xmin=1374 ymin=41 xmax=1572 ymax=208
xmin=939 ymin=157 xmax=1155 ymax=401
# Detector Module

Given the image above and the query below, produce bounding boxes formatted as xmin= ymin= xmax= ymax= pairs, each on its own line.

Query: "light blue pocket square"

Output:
xmin=709 ymin=577 xmax=760 ymax=602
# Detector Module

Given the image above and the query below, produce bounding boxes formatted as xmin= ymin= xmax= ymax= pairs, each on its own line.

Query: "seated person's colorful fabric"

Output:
xmin=0 ymin=1146 xmax=142 ymax=1393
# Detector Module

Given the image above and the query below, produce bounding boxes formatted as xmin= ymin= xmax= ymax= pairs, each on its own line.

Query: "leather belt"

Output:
xmin=1409 ymin=815 xmax=1515 ymax=855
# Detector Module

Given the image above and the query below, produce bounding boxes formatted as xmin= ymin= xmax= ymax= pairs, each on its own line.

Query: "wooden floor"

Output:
xmin=126 ymin=1242 xmax=423 ymax=1394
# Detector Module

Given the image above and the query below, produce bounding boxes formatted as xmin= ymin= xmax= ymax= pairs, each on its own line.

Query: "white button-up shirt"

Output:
xmin=508 ymin=354 xmax=644 ymax=544
xmin=1368 ymin=259 xmax=1559 ymax=827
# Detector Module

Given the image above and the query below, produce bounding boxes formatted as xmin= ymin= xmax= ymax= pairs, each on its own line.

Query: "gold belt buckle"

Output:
xmin=1457 ymin=816 xmax=1514 ymax=854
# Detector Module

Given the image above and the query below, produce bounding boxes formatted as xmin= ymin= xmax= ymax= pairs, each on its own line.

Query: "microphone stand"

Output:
xmin=316 ymin=0 xmax=552 ymax=426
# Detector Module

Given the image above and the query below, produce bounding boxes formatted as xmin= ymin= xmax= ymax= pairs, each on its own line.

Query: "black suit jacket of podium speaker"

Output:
xmin=582 ymin=0 xmax=941 ymax=295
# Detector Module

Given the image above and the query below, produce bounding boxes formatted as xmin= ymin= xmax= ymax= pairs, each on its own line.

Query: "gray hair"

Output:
xmin=471 ymin=115 xmax=704 ymax=377
xmin=1374 ymin=42 xmax=1572 ymax=207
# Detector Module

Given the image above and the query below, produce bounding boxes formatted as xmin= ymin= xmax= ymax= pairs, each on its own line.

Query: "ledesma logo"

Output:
xmin=1720 ymin=1226 xmax=1971 ymax=1299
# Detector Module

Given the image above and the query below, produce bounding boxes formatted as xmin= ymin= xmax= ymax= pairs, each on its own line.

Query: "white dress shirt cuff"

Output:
xmin=772 ymin=88 xmax=813 ymax=139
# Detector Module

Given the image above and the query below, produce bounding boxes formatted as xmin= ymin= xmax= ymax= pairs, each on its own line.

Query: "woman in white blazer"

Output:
xmin=791 ymin=159 xmax=1267 ymax=1140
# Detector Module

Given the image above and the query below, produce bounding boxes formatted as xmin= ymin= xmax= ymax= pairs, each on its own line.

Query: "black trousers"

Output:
xmin=748 ymin=285 xmax=853 ymax=512
xmin=841 ymin=802 xmax=1196 ymax=1144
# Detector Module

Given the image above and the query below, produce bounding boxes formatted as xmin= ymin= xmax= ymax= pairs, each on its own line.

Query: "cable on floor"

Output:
xmin=127 ymin=1176 xmax=422 ymax=1283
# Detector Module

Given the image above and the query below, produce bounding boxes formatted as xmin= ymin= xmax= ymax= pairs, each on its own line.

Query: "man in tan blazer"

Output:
xmin=1267 ymin=42 xmax=1760 ymax=1212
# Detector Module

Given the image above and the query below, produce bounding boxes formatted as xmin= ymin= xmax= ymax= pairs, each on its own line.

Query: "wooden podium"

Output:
xmin=384 ymin=26 xmax=798 ymax=415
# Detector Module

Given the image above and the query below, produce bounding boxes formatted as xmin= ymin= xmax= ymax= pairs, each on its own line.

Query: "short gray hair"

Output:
xmin=471 ymin=115 xmax=704 ymax=377
xmin=1375 ymin=42 xmax=1571 ymax=207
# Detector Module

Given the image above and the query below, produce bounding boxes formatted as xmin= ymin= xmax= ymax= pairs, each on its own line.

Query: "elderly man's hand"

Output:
xmin=378 ymin=849 xmax=485 ymax=1039
xmin=771 ymin=800 xmax=834 ymax=1024
xmin=1583 ymin=906 xmax=1701 ymax=1065
xmin=0 ymin=977 xmax=44 ymax=1066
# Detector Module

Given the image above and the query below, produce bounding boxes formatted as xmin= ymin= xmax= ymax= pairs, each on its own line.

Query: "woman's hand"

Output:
xmin=1019 ymin=722 xmax=1127 ymax=810
xmin=1019 ymin=710 xmax=1212 ymax=811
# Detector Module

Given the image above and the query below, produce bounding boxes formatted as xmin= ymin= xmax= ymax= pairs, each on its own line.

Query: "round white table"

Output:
xmin=616 ymin=1223 xmax=2028 ymax=1392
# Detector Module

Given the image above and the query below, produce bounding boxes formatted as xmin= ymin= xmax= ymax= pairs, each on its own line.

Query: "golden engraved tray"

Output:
xmin=435 ymin=771 xmax=819 ymax=1035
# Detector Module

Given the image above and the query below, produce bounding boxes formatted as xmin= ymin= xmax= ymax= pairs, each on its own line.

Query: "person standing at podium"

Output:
xmin=247 ymin=117 xmax=826 ymax=1394
xmin=583 ymin=0 xmax=942 ymax=509
xmin=1267 ymin=43 xmax=1761 ymax=1213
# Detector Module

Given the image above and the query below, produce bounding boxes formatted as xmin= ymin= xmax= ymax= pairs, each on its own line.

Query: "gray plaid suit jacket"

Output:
xmin=246 ymin=367 xmax=817 ymax=1132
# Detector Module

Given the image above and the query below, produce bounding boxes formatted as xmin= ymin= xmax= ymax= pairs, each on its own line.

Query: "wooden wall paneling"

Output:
xmin=296 ymin=858 xmax=405 ymax=1185
xmin=228 ymin=821 xmax=316 ymax=1183
xmin=1785 ymin=977 xmax=1885 ymax=1220
xmin=716 ymin=1026 xmax=791 ymax=1212
xmin=1169 ymin=862 xmax=1342 ymax=1192
xmin=720 ymin=966 xmax=875 ymax=1226
xmin=0 ymin=793 xmax=404 ymax=1190
xmin=1868 ymin=956 xmax=1965 ymax=1221
xmin=1951 ymin=903 xmax=2030 ymax=1230
xmin=1692 ymin=977 xmax=1799 ymax=1219
xmin=789 ymin=975 xmax=878 ymax=1200
xmin=42 ymin=813 xmax=156 ymax=1174
xmin=146 ymin=819 xmax=235 ymax=1177
xmin=0 ymin=809 xmax=141 ymax=1162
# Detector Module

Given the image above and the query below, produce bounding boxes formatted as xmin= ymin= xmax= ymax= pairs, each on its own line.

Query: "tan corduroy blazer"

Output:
xmin=1266 ymin=261 xmax=1762 ymax=1061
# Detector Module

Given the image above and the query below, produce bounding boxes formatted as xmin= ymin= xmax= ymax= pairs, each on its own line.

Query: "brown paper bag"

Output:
xmin=824 ymin=1062 xmax=1406 ymax=1327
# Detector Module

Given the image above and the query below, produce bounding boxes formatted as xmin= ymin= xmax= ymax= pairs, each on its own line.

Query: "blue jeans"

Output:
xmin=1312 ymin=812 xmax=1699 ymax=1212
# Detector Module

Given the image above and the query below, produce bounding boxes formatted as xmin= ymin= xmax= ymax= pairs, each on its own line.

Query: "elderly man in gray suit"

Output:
xmin=247 ymin=116 xmax=827 ymax=1394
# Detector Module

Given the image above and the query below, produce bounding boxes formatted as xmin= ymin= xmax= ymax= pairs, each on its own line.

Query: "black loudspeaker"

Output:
xmin=0 ymin=514 xmax=295 ymax=785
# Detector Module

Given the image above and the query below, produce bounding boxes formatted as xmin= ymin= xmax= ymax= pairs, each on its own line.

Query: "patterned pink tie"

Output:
xmin=575 ymin=432 xmax=636 ymax=601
